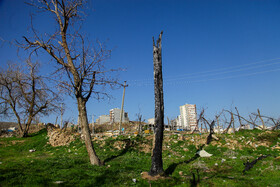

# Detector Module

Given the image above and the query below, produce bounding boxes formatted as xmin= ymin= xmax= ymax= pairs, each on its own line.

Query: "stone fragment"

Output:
xmin=197 ymin=150 xmax=212 ymax=157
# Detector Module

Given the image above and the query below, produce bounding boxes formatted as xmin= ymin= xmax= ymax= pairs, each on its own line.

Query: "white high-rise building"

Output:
xmin=96 ymin=115 xmax=110 ymax=125
xmin=179 ymin=104 xmax=197 ymax=130
xmin=109 ymin=108 xmax=129 ymax=123
xmin=175 ymin=115 xmax=182 ymax=129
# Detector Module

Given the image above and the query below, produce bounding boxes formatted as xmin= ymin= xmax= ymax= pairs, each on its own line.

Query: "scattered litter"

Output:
xmin=215 ymin=163 xmax=218 ymax=166
xmin=221 ymin=159 xmax=226 ymax=163
xmin=179 ymin=171 xmax=183 ymax=176
xmin=132 ymin=179 xmax=136 ymax=183
xmin=29 ymin=149 xmax=36 ymax=152
xmin=53 ymin=181 xmax=64 ymax=184
xmin=197 ymin=150 xmax=212 ymax=157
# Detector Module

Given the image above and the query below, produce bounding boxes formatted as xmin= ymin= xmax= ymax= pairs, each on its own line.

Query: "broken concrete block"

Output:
xmin=197 ymin=149 xmax=212 ymax=157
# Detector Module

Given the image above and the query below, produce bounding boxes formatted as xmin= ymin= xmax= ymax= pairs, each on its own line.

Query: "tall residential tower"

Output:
xmin=179 ymin=104 xmax=197 ymax=131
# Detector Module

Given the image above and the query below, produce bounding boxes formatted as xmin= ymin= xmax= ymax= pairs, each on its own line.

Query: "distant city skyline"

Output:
xmin=1 ymin=0 xmax=280 ymax=124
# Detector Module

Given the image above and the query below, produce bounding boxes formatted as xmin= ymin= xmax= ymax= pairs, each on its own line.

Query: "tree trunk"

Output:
xmin=22 ymin=117 xmax=32 ymax=137
xmin=149 ymin=31 xmax=164 ymax=176
xmin=257 ymin=109 xmax=266 ymax=130
xmin=77 ymin=97 xmax=102 ymax=166
xmin=235 ymin=107 xmax=243 ymax=129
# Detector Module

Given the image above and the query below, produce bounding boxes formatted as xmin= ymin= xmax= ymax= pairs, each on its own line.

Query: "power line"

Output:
xmin=165 ymin=57 xmax=280 ymax=79
xmin=126 ymin=57 xmax=280 ymax=87
xmin=165 ymin=61 xmax=280 ymax=82
xmin=128 ymin=67 xmax=280 ymax=87
xmin=128 ymin=58 xmax=280 ymax=85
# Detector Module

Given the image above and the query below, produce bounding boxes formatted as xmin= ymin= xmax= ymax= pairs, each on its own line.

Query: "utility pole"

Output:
xmin=119 ymin=81 xmax=128 ymax=135
xmin=60 ymin=103 xmax=63 ymax=128
xmin=92 ymin=114 xmax=95 ymax=135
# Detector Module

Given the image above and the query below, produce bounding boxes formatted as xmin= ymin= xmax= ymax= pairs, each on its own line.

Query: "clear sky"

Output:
xmin=1 ymin=0 xmax=280 ymax=124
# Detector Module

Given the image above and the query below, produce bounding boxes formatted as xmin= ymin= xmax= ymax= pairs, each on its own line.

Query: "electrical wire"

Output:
xmin=126 ymin=57 xmax=280 ymax=87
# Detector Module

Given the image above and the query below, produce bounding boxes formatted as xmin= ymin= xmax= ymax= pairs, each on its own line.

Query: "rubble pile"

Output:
xmin=47 ymin=125 xmax=78 ymax=147
xmin=113 ymin=141 xmax=126 ymax=150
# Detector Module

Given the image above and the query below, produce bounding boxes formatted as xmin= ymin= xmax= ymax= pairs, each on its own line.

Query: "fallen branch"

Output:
xmin=243 ymin=155 xmax=271 ymax=174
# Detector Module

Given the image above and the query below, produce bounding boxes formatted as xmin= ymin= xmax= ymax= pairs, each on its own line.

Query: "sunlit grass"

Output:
xmin=0 ymin=129 xmax=279 ymax=186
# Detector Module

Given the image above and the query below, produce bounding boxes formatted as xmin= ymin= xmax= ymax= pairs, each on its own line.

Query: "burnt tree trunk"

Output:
xmin=149 ymin=31 xmax=164 ymax=176
xmin=77 ymin=97 xmax=102 ymax=166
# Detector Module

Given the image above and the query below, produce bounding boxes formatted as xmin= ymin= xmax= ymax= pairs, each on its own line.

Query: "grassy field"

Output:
xmin=0 ymin=129 xmax=280 ymax=186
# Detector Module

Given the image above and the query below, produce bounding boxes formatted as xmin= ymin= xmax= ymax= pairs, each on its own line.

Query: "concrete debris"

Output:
xmin=191 ymin=161 xmax=209 ymax=171
xmin=197 ymin=149 xmax=212 ymax=157
xmin=212 ymin=135 xmax=219 ymax=141
xmin=47 ymin=128 xmax=77 ymax=147
xmin=141 ymin=172 xmax=170 ymax=181
xmin=53 ymin=181 xmax=64 ymax=184
xmin=227 ymin=128 xmax=235 ymax=134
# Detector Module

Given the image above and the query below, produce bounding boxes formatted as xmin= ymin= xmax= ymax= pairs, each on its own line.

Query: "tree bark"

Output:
xmin=77 ymin=97 xmax=102 ymax=166
xmin=257 ymin=109 xmax=266 ymax=130
xmin=235 ymin=107 xmax=243 ymax=129
xmin=149 ymin=31 xmax=164 ymax=176
xmin=22 ymin=117 xmax=33 ymax=137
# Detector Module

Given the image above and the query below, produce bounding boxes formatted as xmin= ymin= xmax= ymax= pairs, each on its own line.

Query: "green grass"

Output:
xmin=0 ymin=129 xmax=280 ymax=186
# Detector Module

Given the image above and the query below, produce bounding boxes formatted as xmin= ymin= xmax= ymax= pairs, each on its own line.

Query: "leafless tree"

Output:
xmin=235 ymin=107 xmax=244 ymax=129
xmin=20 ymin=0 xmax=119 ymax=165
xmin=251 ymin=110 xmax=280 ymax=130
xmin=223 ymin=110 xmax=235 ymax=134
xmin=191 ymin=108 xmax=205 ymax=134
xmin=135 ymin=112 xmax=143 ymax=136
xmin=215 ymin=110 xmax=223 ymax=133
xmin=0 ymin=61 xmax=60 ymax=137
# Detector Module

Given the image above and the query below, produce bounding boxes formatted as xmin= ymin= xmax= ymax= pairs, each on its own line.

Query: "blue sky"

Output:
xmin=1 ymin=0 xmax=280 ymax=124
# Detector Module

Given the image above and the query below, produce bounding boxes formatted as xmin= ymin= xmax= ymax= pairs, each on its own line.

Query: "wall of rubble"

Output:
xmin=47 ymin=125 xmax=78 ymax=147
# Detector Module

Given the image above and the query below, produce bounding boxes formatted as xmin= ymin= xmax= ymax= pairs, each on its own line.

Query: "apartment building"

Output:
xmin=179 ymin=104 xmax=197 ymax=131
xmin=109 ymin=108 xmax=129 ymax=123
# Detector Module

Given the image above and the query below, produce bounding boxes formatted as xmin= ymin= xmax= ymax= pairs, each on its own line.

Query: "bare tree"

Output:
xmin=20 ymin=0 xmax=118 ymax=165
xmin=235 ymin=107 xmax=244 ymax=129
xmin=136 ymin=112 xmax=143 ymax=136
xmin=191 ymin=108 xmax=205 ymax=134
xmin=257 ymin=109 xmax=265 ymax=129
xmin=223 ymin=110 xmax=235 ymax=134
xmin=0 ymin=61 xmax=59 ymax=137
